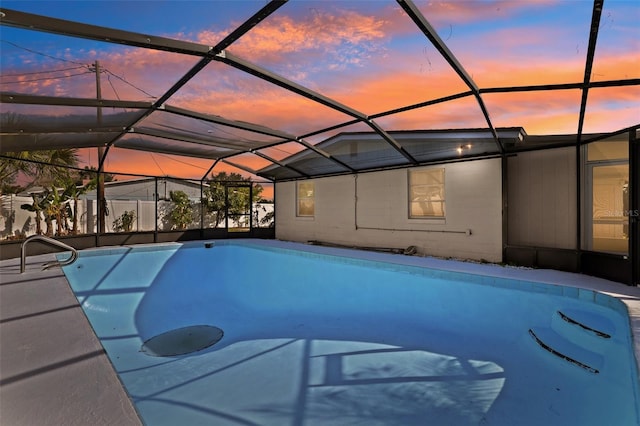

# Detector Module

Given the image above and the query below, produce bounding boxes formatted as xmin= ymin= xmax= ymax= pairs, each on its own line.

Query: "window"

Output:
xmin=297 ymin=182 xmax=315 ymax=217
xmin=409 ymin=168 xmax=445 ymax=218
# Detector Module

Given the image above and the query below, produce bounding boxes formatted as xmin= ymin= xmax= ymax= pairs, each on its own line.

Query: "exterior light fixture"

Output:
xmin=457 ymin=144 xmax=471 ymax=155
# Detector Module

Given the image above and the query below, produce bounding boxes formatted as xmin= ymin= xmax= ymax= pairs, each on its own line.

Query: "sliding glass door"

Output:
xmin=584 ymin=137 xmax=629 ymax=254
xmin=586 ymin=162 xmax=629 ymax=253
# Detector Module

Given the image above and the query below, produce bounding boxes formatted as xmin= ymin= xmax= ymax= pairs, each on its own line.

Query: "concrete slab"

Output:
xmin=0 ymin=253 xmax=141 ymax=426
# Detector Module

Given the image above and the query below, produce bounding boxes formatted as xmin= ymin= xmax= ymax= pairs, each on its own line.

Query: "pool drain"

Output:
xmin=141 ymin=325 xmax=223 ymax=357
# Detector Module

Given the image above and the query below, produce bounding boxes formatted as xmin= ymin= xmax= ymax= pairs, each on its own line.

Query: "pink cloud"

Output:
xmin=198 ymin=8 xmax=388 ymax=68
xmin=375 ymin=96 xmax=487 ymax=131
xmin=412 ymin=0 xmax=558 ymax=25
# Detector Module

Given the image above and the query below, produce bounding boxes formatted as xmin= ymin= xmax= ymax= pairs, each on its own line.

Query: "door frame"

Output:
xmin=583 ymin=160 xmax=630 ymax=253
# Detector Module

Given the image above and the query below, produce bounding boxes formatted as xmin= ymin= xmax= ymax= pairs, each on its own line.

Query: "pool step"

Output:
xmin=529 ymin=327 xmax=603 ymax=374
xmin=555 ymin=309 xmax=614 ymax=338
xmin=530 ymin=309 xmax=616 ymax=374
xmin=550 ymin=309 xmax=615 ymax=353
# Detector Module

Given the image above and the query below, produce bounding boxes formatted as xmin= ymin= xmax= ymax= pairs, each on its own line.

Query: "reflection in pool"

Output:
xmin=63 ymin=240 xmax=640 ymax=426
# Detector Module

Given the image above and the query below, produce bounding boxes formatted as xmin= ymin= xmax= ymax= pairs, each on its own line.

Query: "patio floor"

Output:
xmin=0 ymin=253 xmax=141 ymax=426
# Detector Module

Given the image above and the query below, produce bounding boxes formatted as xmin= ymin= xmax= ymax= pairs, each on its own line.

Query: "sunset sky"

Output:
xmin=1 ymin=0 xmax=638 ymax=182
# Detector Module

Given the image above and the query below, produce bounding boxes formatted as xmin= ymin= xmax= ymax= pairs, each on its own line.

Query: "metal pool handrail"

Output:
xmin=20 ymin=235 xmax=78 ymax=273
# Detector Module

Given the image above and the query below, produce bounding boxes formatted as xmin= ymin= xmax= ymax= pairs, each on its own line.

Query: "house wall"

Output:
xmin=507 ymin=147 xmax=577 ymax=249
xmin=275 ymin=158 xmax=503 ymax=262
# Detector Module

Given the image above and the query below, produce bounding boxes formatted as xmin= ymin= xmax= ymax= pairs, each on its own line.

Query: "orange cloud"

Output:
xmin=198 ymin=9 xmax=388 ymax=69
xmin=332 ymin=71 xmax=467 ymax=113
xmin=592 ymin=54 xmax=640 ymax=81
xmin=481 ymin=90 xmax=582 ymax=134
xmin=91 ymin=145 xmax=280 ymax=183
xmin=170 ymin=62 xmax=354 ymax=135
xmin=374 ymin=96 xmax=487 ymax=131
xmin=78 ymin=148 xmax=211 ymax=178
xmin=584 ymin=85 xmax=640 ymax=133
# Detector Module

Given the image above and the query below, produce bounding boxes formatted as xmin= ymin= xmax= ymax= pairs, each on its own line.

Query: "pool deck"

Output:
xmin=0 ymin=253 xmax=142 ymax=426
xmin=1 ymin=239 xmax=639 ymax=425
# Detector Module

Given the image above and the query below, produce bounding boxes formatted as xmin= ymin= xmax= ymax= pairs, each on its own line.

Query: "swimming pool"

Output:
xmin=62 ymin=240 xmax=640 ymax=426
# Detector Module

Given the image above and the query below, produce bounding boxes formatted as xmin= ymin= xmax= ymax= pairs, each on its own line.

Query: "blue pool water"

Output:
xmin=62 ymin=240 xmax=640 ymax=426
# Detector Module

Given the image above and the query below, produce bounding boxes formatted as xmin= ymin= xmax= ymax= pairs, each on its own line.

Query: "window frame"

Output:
xmin=408 ymin=168 xmax=446 ymax=219
xmin=296 ymin=181 xmax=315 ymax=217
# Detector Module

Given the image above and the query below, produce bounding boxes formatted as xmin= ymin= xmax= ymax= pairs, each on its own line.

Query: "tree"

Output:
xmin=1 ymin=152 xmax=37 ymax=195
xmin=201 ymin=179 xmax=227 ymax=227
xmin=1 ymin=114 xmax=79 ymax=193
xmin=169 ymin=190 xmax=194 ymax=230
xmin=41 ymin=185 xmax=71 ymax=236
xmin=254 ymin=200 xmax=275 ymax=228
xmin=78 ymin=166 xmax=116 ymax=187
xmin=34 ymin=149 xmax=79 ymax=188
xmin=0 ymin=150 xmax=57 ymax=195
xmin=201 ymin=172 xmax=265 ymax=228
xmin=0 ymin=113 xmax=33 ymax=194
xmin=0 ymin=147 xmax=79 ymax=194
xmin=112 ymin=210 xmax=136 ymax=232
xmin=20 ymin=193 xmax=46 ymax=235
xmin=62 ymin=178 xmax=92 ymax=235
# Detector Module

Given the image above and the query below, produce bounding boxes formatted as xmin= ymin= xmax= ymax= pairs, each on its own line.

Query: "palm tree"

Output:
xmin=0 ymin=152 xmax=33 ymax=194
xmin=0 ymin=113 xmax=28 ymax=193
xmin=0 ymin=150 xmax=52 ymax=195
xmin=0 ymin=148 xmax=80 ymax=194
xmin=62 ymin=178 xmax=93 ymax=235
xmin=20 ymin=193 xmax=46 ymax=235
xmin=33 ymin=148 xmax=80 ymax=189
xmin=38 ymin=185 xmax=70 ymax=236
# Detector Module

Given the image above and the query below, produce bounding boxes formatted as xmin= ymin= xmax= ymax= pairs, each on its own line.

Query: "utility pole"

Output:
xmin=94 ymin=60 xmax=106 ymax=234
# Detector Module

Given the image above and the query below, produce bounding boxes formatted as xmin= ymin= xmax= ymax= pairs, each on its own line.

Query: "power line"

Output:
xmin=156 ymin=153 xmax=209 ymax=170
xmin=1 ymin=39 xmax=90 ymax=67
xmin=2 ymin=40 xmax=156 ymax=100
xmin=0 ymin=71 xmax=94 ymax=85
xmin=149 ymin=152 xmax=166 ymax=176
xmin=106 ymin=73 xmax=121 ymax=101
xmin=103 ymin=69 xmax=156 ymax=99
xmin=0 ymin=65 xmax=87 ymax=77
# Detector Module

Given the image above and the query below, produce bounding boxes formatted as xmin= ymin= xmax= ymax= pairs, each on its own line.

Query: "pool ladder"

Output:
xmin=20 ymin=235 xmax=78 ymax=273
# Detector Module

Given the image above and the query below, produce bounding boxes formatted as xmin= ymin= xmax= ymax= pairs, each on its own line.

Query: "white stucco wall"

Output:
xmin=275 ymin=158 xmax=503 ymax=262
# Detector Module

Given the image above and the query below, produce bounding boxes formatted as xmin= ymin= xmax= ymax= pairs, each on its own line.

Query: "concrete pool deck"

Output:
xmin=1 ymin=240 xmax=639 ymax=425
xmin=0 ymin=253 xmax=141 ymax=426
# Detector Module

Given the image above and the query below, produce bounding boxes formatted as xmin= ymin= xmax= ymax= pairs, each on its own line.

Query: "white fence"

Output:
xmin=0 ymin=194 xmax=273 ymax=240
